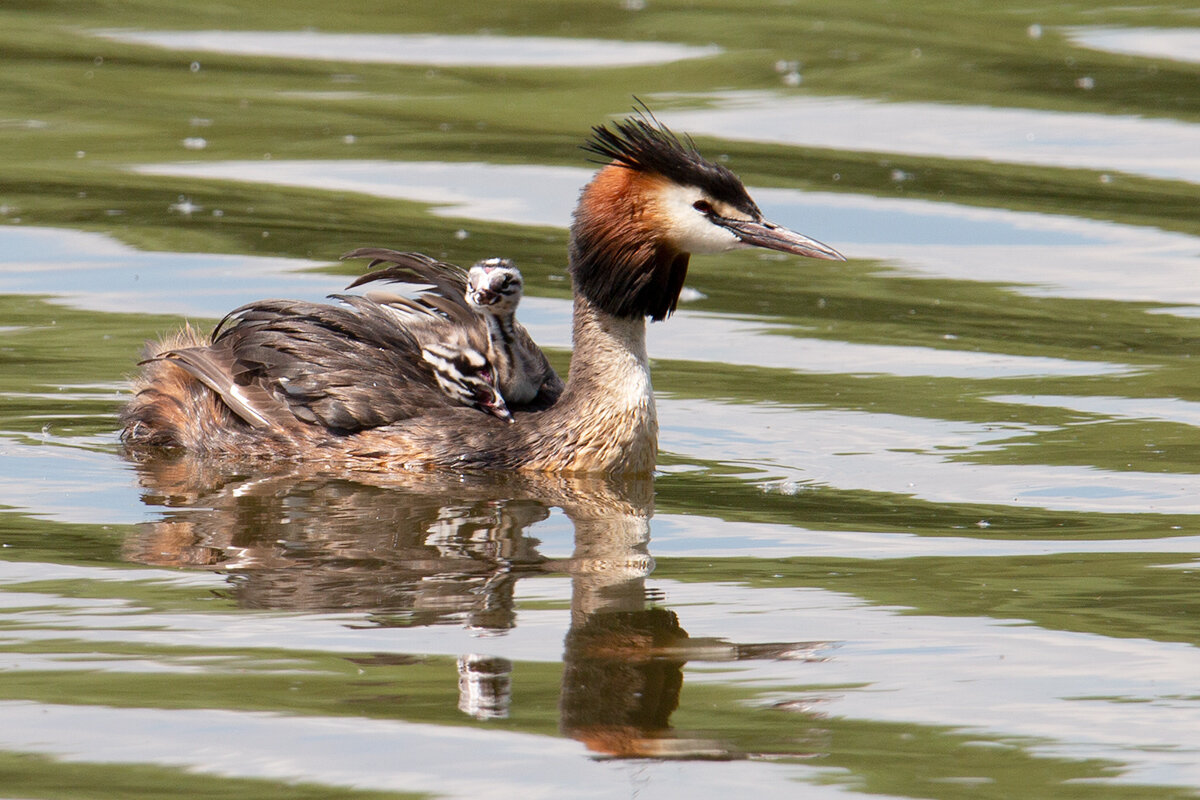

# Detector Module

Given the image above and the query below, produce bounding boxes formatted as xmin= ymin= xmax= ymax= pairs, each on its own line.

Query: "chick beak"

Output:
xmin=470 ymin=288 xmax=500 ymax=306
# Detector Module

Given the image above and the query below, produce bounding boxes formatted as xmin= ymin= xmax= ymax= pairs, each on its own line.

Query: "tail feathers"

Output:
xmin=154 ymin=346 xmax=283 ymax=430
xmin=120 ymin=325 xmax=248 ymax=450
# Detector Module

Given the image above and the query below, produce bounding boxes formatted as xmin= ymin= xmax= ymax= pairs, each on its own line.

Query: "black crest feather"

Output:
xmin=581 ymin=102 xmax=758 ymax=215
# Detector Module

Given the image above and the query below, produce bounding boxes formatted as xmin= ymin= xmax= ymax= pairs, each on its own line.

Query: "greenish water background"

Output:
xmin=2 ymin=1 xmax=1200 ymax=798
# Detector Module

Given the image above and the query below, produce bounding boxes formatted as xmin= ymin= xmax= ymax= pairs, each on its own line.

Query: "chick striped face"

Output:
xmin=421 ymin=343 xmax=514 ymax=423
xmin=466 ymin=258 xmax=523 ymax=316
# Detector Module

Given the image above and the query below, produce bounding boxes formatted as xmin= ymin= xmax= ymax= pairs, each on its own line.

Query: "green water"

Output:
xmin=2 ymin=1 xmax=1200 ymax=798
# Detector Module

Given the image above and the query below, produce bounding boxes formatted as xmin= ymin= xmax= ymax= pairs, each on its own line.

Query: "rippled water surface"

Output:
xmin=3 ymin=1 xmax=1200 ymax=798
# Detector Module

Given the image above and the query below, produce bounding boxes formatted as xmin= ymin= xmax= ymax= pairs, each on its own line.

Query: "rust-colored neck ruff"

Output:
xmin=569 ymin=166 xmax=690 ymax=322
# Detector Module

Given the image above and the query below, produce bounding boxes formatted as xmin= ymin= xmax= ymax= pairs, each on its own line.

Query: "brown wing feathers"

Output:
xmin=125 ymin=250 xmax=560 ymax=448
xmin=203 ymin=296 xmax=455 ymax=433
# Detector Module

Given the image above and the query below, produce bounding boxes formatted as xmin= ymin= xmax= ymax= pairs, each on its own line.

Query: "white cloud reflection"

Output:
xmin=1066 ymin=26 xmax=1200 ymax=65
xmin=91 ymin=29 xmax=721 ymax=68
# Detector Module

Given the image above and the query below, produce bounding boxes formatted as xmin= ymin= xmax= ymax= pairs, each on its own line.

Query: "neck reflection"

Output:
xmin=125 ymin=454 xmax=826 ymax=759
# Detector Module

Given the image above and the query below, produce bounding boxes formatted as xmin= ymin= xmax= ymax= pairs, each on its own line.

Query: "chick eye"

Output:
xmin=692 ymin=199 xmax=713 ymax=214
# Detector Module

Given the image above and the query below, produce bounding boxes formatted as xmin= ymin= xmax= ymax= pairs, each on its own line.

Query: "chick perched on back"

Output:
xmin=464 ymin=257 xmax=560 ymax=408
xmin=344 ymin=250 xmax=563 ymax=421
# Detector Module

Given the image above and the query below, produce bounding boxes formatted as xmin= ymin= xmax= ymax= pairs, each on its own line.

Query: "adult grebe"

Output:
xmin=121 ymin=110 xmax=844 ymax=473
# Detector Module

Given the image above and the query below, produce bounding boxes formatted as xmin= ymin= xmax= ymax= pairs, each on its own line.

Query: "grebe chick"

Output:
xmin=122 ymin=107 xmax=844 ymax=473
xmin=342 ymin=250 xmax=563 ymax=413
xmin=420 ymin=342 xmax=513 ymax=423
xmin=464 ymin=257 xmax=562 ymax=406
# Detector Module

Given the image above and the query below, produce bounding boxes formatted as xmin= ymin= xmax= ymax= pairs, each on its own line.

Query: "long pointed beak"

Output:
xmin=724 ymin=219 xmax=846 ymax=261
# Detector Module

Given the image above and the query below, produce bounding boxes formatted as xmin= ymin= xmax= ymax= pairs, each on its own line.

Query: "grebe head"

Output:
xmin=420 ymin=343 xmax=514 ymax=423
xmin=466 ymin=257 xmax=523 ymax=316
xmin=570 ymin=105 xmax=845 ymax=321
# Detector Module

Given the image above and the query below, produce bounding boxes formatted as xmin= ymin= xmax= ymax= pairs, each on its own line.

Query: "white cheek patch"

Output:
xmin=657 ymin=184 xmax=743 ymax=255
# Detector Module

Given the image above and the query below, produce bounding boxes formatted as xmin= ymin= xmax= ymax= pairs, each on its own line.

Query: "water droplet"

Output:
xmin=182 ymin=137 xmax=208 ymax=150
xmin=1027 ymin=24 xmax=1043 ymax=39
xmin=454 ymin=229 xmax=469 ymax=240
xmin=342 ymin=134 xmax=356 ymax=144
xmin=168 ymin=198 xmax=201 ymax=216
xmin=190 ymin=61 xmax=201 ymax=72
xmin=1075 ymin=76 xmax=1095 ymax=90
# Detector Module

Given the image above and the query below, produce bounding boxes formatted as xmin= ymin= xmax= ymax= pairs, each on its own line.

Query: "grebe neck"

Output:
xmin=519 ymin=295 xmax=655 ymax=474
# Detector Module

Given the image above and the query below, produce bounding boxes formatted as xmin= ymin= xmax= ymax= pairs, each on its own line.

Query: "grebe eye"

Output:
xmin=692 ymin=199 xmax=713 ymax=214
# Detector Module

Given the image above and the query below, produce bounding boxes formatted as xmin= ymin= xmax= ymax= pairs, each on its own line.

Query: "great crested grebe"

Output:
xmin=121 ymin=109 xmax=844 ymax=474
xmin=342 ymin=250 xmax=563 ymax=417
xmin=464 ymin=257 xmax=563 ymax=408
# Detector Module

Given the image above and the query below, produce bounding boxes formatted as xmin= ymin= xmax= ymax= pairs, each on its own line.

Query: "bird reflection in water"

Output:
xmin=125 ymin=454 xmax=828 ymax=759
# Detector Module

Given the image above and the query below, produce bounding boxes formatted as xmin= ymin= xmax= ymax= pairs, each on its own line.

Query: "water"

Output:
xmin=2 ymin=1 xmax=1200 ymax=797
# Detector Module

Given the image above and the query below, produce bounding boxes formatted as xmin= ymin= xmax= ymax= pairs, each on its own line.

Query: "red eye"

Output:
xmin=692 ymin=199 xmax=713 ymax=214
